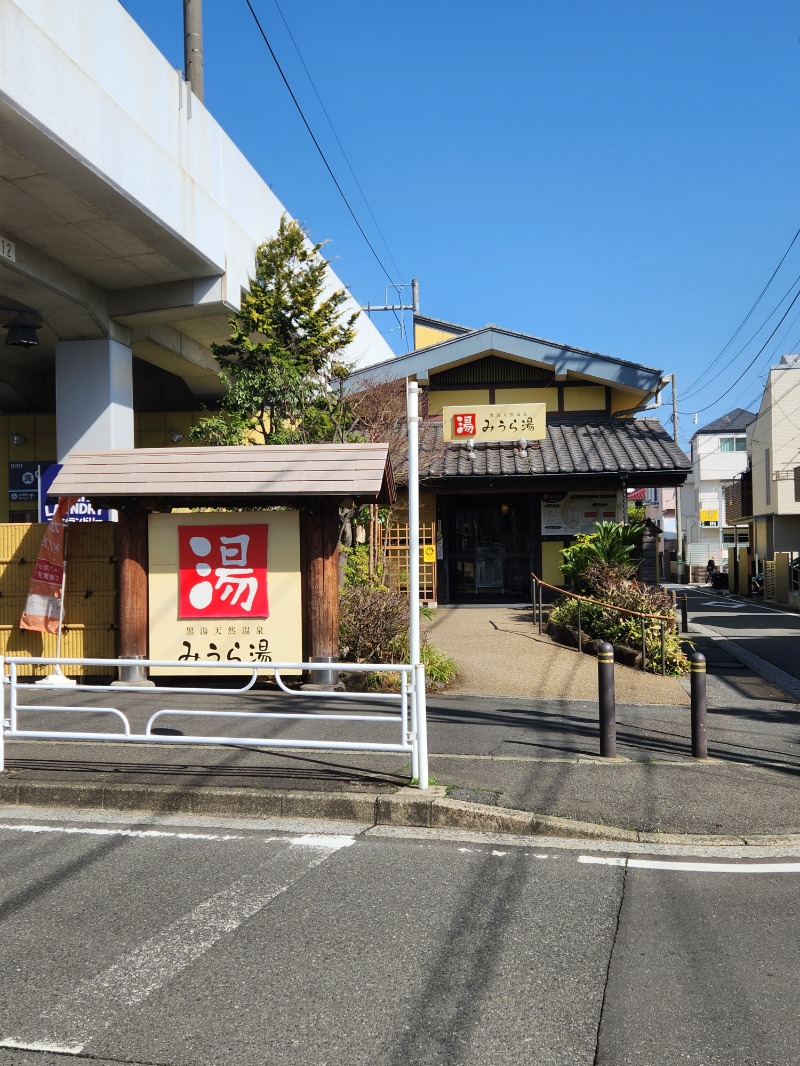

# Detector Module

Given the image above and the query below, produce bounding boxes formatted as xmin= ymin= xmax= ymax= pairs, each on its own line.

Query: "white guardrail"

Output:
xmin=0 ymin=656 xmax=429 ymax=788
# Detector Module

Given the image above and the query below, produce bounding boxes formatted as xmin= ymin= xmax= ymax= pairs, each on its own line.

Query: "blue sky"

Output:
xmin=121 ymin=1 xmax=800 ymax=448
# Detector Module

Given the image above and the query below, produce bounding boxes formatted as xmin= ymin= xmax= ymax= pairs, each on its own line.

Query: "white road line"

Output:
xmin=579 ymin=855 xmax=800 ymax=873
xmin=0 ymin=1038 xmax=83 ymax=1055
xmin=0 ymin=822 xmax=247 ymax=841
xmin=0 ymin=835 xmax=353 ymax=1054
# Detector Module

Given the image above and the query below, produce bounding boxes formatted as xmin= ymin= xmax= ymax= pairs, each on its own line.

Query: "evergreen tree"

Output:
xmin=191 ymin=216 xmax=359 ymax=446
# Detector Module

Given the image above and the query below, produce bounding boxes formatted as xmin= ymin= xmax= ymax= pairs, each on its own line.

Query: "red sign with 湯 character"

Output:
xmin=178 ymin=524 xmax=268 ymax=619
xmin=453 ymin=413 xmax=477 ymax=436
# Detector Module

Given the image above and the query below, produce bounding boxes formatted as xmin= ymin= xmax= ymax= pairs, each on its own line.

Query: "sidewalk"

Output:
xmin=1 ymin=607 xmax=798 ymax=844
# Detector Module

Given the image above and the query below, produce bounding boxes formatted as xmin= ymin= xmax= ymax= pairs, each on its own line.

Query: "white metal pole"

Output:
xmin=406 ymin=379 xmax=428 ymax=788
xmin=407 ymin=379 xmax=421 ymax=666
xmin=0 ymin=656 xmax=4 ymax=773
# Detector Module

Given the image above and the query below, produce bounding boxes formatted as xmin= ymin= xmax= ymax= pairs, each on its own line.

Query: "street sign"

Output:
xmin=442 ymin=403 xmax=546 ymax=443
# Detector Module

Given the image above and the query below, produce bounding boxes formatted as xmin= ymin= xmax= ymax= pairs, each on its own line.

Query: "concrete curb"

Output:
xmin=2 ymin=780 xmax=799 ymax=848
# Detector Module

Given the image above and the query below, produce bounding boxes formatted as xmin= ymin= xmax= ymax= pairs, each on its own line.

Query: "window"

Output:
xmin=719 ymin=437 xmax=747 ymax=452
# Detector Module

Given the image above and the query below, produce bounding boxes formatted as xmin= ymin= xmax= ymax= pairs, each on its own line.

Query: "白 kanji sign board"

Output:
xmin=442 ymin=403 xmax=546 ymax=443
xmin=148 ymin=511 xmax=302 ymax=675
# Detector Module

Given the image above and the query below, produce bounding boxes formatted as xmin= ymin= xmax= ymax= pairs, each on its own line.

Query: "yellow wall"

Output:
xmin=609 ymin=389 xmax=642 ymax=415
xmin=148 ymin=510 xmax=302 ymax=674
xmin=0 ymin=414 xmax=57 ymax=521
xmin=414 ymin=322 xmax=465 ymax=350
xmin=428 ymin=388 xmax=491 ymax=416
xmin=0 ymin=411 xmax=209 ymax=521
xmin=495 ymin=387 xmax=560 ymax=412
xmin=563 ymin=386 xmax=607 ymax=412
xmin=0 ymin=521 xmax=117 ymax=677
xmin=541 ymin=541 xmax=566 ymax=586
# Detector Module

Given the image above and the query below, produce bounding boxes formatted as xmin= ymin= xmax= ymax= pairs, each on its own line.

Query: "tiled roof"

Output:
xmin=393 ymin=418 xmax=689 ymax=486
xmin=693 ymin=408 xmax=755 ymax=436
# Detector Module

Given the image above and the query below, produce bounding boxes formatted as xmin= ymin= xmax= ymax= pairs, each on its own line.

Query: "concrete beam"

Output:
xmin=129 ymin=324 xmax=225 ymax=401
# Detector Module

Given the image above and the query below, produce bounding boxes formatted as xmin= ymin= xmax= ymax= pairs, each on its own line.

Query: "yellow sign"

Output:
xmin=422 ymin=544 xmax=436 ymax=563
xmin=442 ymin=403 xmax=546 ymax=443
xmin=699 ymin=509 xmax=719 ymax=523
xmin=148 ymin=511 xmax=302 ymax=675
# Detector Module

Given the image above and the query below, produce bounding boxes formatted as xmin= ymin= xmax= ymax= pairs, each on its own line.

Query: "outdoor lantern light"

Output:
xmin=12 ymin=432 xmax=26 ymax=445
xmin=1 ymin=307 xmax=42 ymax=349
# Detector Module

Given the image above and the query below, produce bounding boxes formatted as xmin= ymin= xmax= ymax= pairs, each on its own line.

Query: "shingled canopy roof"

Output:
xmin=49 ymin=444 xmax=396 ymax=508
xmin=388 ymin=418 xmax=689 ymax=490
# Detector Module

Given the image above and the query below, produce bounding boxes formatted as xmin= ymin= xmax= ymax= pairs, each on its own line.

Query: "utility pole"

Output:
xmin=672 ymin=373 xmax=684 ymax=584
xmin=184 ymin=0 xmax=204 ymax=103
xmin=363 ymin=280 xmax=419 ymax=345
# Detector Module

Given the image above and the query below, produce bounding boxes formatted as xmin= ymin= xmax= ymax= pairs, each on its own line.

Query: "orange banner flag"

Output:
xmin=20 ymin=496 xmax=80 ymax=634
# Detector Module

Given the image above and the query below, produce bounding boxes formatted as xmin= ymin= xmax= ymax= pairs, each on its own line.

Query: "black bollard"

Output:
xmin=689 ymin=652 xmax=708 ymax=759
xmin=681 ymin=593 xmax=688 ymax=634
xmin=597 ymin=641 xmax=617 ymax=758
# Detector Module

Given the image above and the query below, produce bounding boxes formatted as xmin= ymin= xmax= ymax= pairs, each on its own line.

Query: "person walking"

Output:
xmin=706 ymin=558 xmax=717 ymax=584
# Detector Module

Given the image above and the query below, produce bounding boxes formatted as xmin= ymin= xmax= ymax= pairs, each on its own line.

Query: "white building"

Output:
xmin=0 ymin=0 xmax=393 ymax=518
xmin=684 ymin=408 xmax=754 ymax=568
xmin=746 ymin=356 xmax=800 ymax=562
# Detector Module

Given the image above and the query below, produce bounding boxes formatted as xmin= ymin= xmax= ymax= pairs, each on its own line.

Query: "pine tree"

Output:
xmin=191 ymin=216 xmax=359 ymax=446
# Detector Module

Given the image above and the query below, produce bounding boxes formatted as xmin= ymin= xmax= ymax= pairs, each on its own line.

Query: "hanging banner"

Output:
xmin=20 ymin=496 xmax=79 ymax=633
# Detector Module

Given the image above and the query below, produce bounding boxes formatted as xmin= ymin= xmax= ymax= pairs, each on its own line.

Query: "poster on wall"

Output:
xmin=149 ymin=511 xmax=302 ymax=675
xmin=541 ymin=492 xmax=620 ymax=536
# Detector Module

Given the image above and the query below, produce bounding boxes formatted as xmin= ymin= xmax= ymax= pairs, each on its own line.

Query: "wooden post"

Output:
xmin=301 ymin=498 xmax=340 ymax=663
xmin=118 ymin=503 xmax=149 ymax=660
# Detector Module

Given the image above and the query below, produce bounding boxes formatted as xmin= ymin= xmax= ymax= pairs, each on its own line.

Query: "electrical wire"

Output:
xmin=269 ymin=0 xmax=403 ymax=283
xmin=243 ymin=0 xmax=400 ymax=292
xmin=691 ymin=283 xmax=800 ymax=415
xmin=266 ymin=0 xmax=408 ymax=346
xmin=681 ymin=224 xmax=800 ymax=401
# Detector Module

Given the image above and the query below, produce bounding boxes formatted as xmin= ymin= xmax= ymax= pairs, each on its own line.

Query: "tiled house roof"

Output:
xmin=391 ymin=418 xmax=689 ymax=488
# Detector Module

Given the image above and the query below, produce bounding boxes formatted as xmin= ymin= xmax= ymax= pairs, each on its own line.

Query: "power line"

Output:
xmin=242 ymin=0 xmax=399 ymax=291
xmin=269 ymin=0 xmax=404 ymax=284
xmin=692 ymin=284 xmax=800 ymax=415
xmin=682 ymin=224 xmax=800 ymax=401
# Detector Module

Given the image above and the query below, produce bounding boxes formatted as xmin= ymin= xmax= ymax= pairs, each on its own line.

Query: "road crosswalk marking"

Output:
xmin=0 ymin=834 xmax=353 ymax=1055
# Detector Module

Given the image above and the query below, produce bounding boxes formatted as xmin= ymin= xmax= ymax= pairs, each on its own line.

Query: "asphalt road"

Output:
xmin=683 ymin=584 xmax=800 ymax=689
xmin=0 ymin=806 xmax=797 ymax=1066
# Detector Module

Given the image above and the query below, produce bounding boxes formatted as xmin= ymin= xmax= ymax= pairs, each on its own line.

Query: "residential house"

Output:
xmin=732 ymin=357 xmax=800 ymax=572
xmin=683 ymin=408 xmax=754 ymax=573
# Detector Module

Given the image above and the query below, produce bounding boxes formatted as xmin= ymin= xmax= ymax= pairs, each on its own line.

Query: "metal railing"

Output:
xmin=0 ymin=655 xmax=430 ymax=788
xmin=531 ymin=574 xmax=676 ymax=675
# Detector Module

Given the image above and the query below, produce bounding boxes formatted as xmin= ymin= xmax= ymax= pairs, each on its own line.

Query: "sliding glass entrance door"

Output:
xmin=445 ymin=497 xmax=532 ymax=602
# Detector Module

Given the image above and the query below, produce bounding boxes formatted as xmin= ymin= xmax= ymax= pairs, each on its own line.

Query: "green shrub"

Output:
xmin=340 ymin=544 xmax=385 ymax=589
xmin=338 ymin=587 xmax=458 ymax=690
xmin=560 ymin=520 xmax=643 ymax=590
xmin=549 ymin=563 xmax=687 ymax=676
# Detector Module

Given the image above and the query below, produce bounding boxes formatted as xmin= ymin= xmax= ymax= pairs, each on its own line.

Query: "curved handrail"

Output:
xmin=531 ymin=574 xmax=675 ymax=622
xmin=531 ymin=573 xmax=678 ymax=676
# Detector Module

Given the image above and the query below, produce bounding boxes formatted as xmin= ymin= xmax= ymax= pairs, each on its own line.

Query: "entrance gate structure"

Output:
xmin=0 ymin=440 xmax=431 ymax=789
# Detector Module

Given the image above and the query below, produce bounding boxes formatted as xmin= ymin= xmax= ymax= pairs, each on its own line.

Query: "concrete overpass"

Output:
xmin=0 ymin=0 xmax=394 ymax=472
